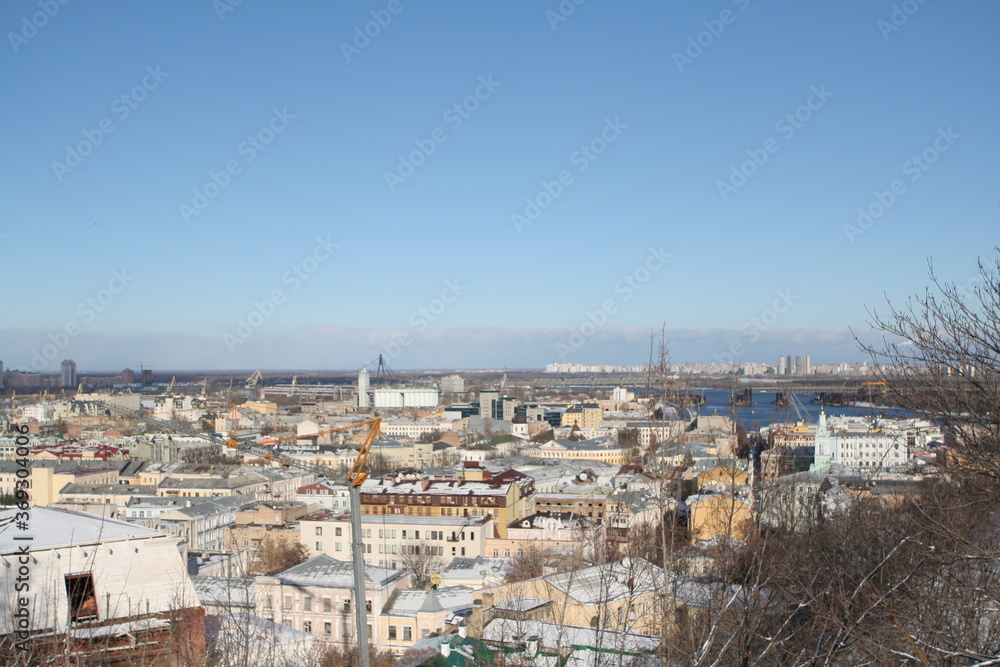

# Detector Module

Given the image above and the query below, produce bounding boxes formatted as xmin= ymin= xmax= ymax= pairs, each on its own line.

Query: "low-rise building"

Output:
xmin=0 ymin=507 xmax=206 ymax=665
xmin=253 ymin=554 xmax=411 ymax=646
xmin=156 ymin=495 xmax=254 ymax=550
xmin=299 ymin=513 xmax=493 ymax=569
xmin=518 ymin=437 xmax=629 ymax=465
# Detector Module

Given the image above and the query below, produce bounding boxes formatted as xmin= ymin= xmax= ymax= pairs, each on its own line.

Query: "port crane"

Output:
xmin=95 ymin=398 xmax=378 ymax=667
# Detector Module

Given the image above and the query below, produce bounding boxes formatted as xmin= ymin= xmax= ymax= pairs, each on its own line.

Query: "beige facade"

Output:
xmin=560 ymin=403 xmax=603 ymax=429
xmin=687 ymin=492 xmax=751 ymax=543
xmin=300 ymin=513 xmax=492 ymax=568
xmin=474 ymin=558 xmax=663 ymax=637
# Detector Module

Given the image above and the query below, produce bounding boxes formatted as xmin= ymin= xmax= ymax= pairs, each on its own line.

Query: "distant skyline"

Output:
xmin=2 ymin=2 xmax=997 ymax=371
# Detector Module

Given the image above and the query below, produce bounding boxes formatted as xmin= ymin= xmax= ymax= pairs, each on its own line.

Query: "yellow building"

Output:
xmin=696 ymin=465 xmax=749 ymax=490
xmin=561 ymin=403 xmax=603 ymax=429
xmin=473 ymin=557 xmax=663 ymax=636
xmin=687 ymin=492 xmax=750 ymax=543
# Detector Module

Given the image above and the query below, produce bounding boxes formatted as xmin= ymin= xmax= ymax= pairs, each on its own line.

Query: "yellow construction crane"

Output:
xmin=225 ymin=418 xmax=380 ymax=666
xmin=226 ymin=420 xmax=380 ymax=484
xmin=166 ymin=376 xmax=176 ymax=393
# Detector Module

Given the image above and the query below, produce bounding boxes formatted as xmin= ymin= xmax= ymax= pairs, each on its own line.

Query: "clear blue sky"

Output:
xmin=1 ymin=0 xmax=997 ymax=372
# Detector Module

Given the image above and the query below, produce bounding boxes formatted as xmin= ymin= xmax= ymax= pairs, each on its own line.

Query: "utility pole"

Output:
xmin=351 ymin=483 xmax=370 ymax=667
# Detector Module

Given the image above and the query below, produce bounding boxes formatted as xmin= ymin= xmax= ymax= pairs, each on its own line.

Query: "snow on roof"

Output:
xmin=492 ymin=596 xmax=550 ymax=612
xmin=481 ymin=618 xmax=659 ymax=654
xmin=0 ymin=507 xmax=163 ymax=552
xmin=543 ymin=557 xmax=663 ymax=605
xmin=383 ymin=586 xmax=473 ymax=616
xmin=270 ymin=554 xmax=406 ymax=588
xmin=193 ymin=576 xmax=256 ymax=608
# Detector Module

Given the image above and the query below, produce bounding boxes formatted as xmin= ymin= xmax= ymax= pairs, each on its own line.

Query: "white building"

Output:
xmin=299 ymin=513 xmax=493 ymax=569
xmin=371 ymin=387 xmax=439 ymax=409
xmin=254 ymin=554 xmax=410 ymax=645
xmin=440 ymin=375 xmax=465 ymax=394
xmin=0 ymin=507 xmax=203 ymax=662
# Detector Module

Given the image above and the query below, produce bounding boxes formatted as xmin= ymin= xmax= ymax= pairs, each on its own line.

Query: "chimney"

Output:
xmin=440 ymin=642 xmax=451 ymax=657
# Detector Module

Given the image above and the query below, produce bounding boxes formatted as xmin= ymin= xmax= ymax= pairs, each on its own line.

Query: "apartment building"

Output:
xmin=358 ymin=463 xmax=534 ymax=538
xmin=299 ymin=513 xmax=493 ymax=568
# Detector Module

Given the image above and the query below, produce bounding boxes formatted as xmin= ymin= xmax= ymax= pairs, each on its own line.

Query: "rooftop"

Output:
xmin=0 ymin=507 xmax=164 ymax=552
xmin=264 ymin=553 xmax=406 ymax=588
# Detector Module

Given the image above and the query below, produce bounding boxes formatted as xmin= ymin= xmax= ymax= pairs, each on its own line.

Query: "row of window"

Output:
xmin=275 ymin=595 xmax=373 ymax=614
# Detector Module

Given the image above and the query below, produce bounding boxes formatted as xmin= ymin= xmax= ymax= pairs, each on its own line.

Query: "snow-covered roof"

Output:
xmin=267 ymin=554 xmax=406 ymax=588
xmin=193 ymin=576 xmax=256 ymax=608
xmin=481 ymin=618 xmax=659 ymax=654
xmin=0 ymin=507 xmax=164 ymax=552
xmin=383 ymin=586 xmax=473 ymax=616
xmin=543 ymin=557 xmax=663 ymax=605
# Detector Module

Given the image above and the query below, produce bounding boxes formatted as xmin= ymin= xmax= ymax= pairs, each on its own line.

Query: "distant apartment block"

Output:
xmin=440 ymin=374 xmax=465 ymax=393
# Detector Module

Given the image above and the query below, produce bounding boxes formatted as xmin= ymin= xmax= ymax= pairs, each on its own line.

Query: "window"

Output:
xmin=284 ymin=595 xmax=292 ymax=610
xmin=304 ymin=620 xmax=312 ymax=633
xmin=324 ymin=622 xmax=332 ymax=636
xmin=336 ymin=527 xmax=343 ymax=537
xmin=304 ymin=596 xmax=312 ymax=612
xmin=335 ymin=542 xmax=342 ymax=552
xmin=403 ymin=626 xmax=412 ymax=641
xmin=343 ymin=599 xmax=351 ymax=612
xmin=389 ymin=625 xmax=397 ymax=640
xmin=315 ymin=526 xmax=323 ymax=536
xmin=493 ymin=549 xmax=499 ymax=557
xmin=316 ymin=542 xmax=323 ymax=551
xmin=65 ymin=574 xmax=97 ymax=622
xmin=324 ymin=598 xmax=331 ymax=613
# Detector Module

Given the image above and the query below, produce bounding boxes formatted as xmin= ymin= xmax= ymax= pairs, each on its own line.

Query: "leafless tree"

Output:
xmin=398 ymin=540 xmax=444 ymax=589
xmin=860 ymin=250 xmax=1000 ymax=476
xmin=253 ymin=537 xmax=310 ymax=576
